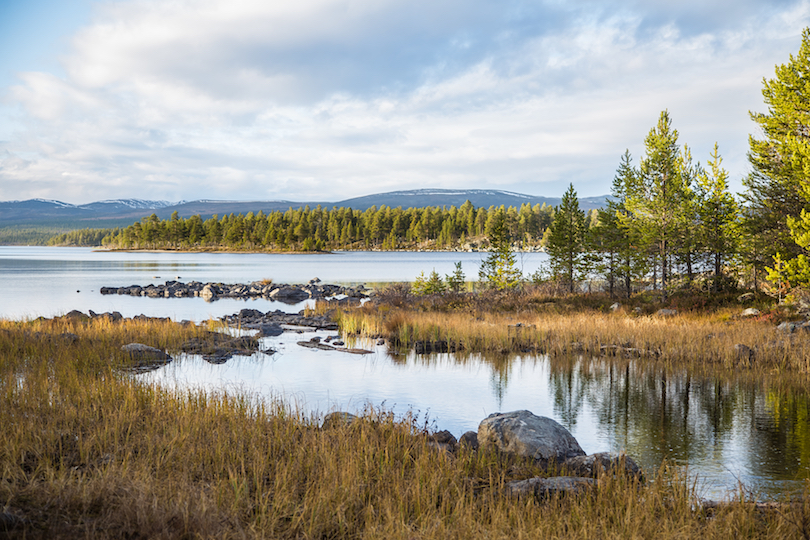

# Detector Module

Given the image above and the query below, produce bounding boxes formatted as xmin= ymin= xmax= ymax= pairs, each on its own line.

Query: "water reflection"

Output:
xmin=142 ymin=333 xmax=810 ymax=499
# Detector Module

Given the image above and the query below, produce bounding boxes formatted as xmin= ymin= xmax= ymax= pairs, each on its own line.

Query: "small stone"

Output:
xmin=459 ymin=431 xmax=479 ymax=450
xmin=609 ymin=302 xmax=621 ymax=312
xmin=741 ymin=308 xmax=761 ymax=318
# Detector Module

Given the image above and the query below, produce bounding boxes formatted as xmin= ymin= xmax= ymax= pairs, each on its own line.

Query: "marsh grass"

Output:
xmin=1 ymin=318 xmax=808 ymax=538
xmin=335 ymin=294 xmax=810 ymax=375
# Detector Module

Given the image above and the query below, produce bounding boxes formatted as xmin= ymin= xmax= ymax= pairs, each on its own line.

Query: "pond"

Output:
xmin=3 ymin=246 xmax=809 ymax=500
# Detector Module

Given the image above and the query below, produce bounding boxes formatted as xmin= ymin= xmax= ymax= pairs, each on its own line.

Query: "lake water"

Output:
xmin=3 ymin=246 xmax=809 ymax=500
xmin=0 ymin=246 xmax=542 ymax=320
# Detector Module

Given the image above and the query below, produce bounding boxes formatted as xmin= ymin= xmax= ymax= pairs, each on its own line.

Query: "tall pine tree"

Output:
xmin=625 ymin=111 xmax=690 ymax=302
xmin=546 ymin=184 xmax=587 ymax=293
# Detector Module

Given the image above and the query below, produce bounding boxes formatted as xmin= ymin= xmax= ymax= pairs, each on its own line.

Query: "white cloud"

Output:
xmin=0 ymin=0 xmax=809 ymax=203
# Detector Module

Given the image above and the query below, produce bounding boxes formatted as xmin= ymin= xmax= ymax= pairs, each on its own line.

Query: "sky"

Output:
xmin=0 ymin=0 xmax=808 ymax=205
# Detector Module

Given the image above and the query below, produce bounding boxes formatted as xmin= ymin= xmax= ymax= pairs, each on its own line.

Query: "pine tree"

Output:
xmin=743 ymin=28 xmax=810 ymax=279
xmin=595 ymin=151 xmax=647 ymax=298
xmin=625 ymin=111 xmax=690 ymax=302
xmin=546 ymin=183 xmax=586 ymax=293
xmin=695 ymin=143 xmax=739 ymax=293
xmin=479 ymin=209 xmax=522 ymax=291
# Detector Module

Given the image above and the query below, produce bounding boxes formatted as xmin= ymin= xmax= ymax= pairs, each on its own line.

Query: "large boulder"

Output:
xmin=478 ymin=410 xmax=585 ymax=465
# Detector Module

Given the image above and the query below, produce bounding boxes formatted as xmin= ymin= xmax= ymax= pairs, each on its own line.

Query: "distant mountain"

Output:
xmin=0 ymin=189 xmax=608 ymax=231
xmin=336 ymin=189 xmax=606 ymax=212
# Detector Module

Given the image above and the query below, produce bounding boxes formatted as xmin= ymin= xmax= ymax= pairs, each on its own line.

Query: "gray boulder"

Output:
xmin=121 ymin=343 xmax=172 ymax=372
xmin=478 ymin=410 xmax=585 ymax=465
xmin=322 ymin=411 xmax=358 ymax=429
xmin=563 ymin=452 xmax=642 ymax=478
xmin=741 ymin=308 xmax=761 ymax=318
xmin=506 ymin=476 xmax=595 ymax=499
xmin=257 ymin=323 xmax=284 ymax=337
xmin=200 ymin=284 xmax=217 ymax=301
xmin=269 ymin=286 xmax=309 ymax=304
xmin=459 ymin=431 xmax=479 ymax=450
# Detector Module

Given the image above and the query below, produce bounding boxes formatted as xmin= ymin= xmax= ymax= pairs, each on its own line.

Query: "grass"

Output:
xmin=329 ymin=288 xmax=810 ymax=375
xmin=3 ymin=316 xmax=810 ymax=538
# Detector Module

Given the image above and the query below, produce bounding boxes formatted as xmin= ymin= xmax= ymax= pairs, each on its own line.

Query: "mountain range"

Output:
xmin=0 ymin=189 xmax=608 ymax=230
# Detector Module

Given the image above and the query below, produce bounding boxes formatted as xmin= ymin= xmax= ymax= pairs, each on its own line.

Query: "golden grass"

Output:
xmin=335 ymin=301 xmax=810 ymax=374
xmin=1 ymin=317 xmax=809 ymax=538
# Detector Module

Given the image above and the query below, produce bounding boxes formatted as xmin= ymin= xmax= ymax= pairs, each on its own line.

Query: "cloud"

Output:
xmin=1 ymin=0 xmax=809 ymax=203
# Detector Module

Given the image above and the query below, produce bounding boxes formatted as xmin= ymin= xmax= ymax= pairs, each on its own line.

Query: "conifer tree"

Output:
xmin=744 ymin=27 xmax=810 ymax=277
xmin=546 ymin=184 xmax=586 ymax=293
xmin=596 ymin=151 xmax=647 ymax=298
xmin=479 ymin=209 xmax=522 ymax=291
xmin=695 ymin=143 xmax=739 ymax=293
xmin=625 ymin=110 xmax=690 ymax=302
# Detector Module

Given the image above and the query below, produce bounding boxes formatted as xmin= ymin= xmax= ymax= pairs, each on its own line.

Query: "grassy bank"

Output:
xmin=2 ymin=317 xmax=809 ymax=538
xmin=330 ymin=289 xmax=810 ymax=374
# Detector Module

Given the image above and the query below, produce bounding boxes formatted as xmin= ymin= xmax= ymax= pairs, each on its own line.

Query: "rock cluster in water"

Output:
xmin=100 ymin=278 xmax=370 ymax=304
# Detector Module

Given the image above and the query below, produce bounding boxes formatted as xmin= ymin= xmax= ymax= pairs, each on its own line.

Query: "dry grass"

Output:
xmin=1 ymin=317 xmax=809 ymax=538
xmin=335 ymin=295 xmax=810 ymax=375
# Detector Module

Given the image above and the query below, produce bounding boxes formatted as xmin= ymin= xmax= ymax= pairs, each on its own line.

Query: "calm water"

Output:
xmin=3 ymin=246 xmax=809 ymax=500
xmin=0 ymin=246 xmax=543 ymax=320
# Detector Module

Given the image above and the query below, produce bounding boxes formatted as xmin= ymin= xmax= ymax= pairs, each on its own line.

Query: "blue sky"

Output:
xmin=0 ymin=0 xmax=808 ymax=204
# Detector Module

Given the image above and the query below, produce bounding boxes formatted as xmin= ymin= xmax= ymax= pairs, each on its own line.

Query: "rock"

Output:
xmin=179 ymin=334 xmax=265 ymax=362
xmin=122 ymin=342 xmax=171 ymax=360
xmin=655 ymin=309 xmax=678 ymax=317
xmin=459 ymin=431 xmax=479 ymax=450
xmin=609 ymin=302 xmax=621 ymax=312
xmin=632 ymin=307 xmax=643 ymax=315
xmin=428 ymin=430 xmax=457 ymax=453
xmin=200 ymin=284 xmax=217 ymax=301
xmin=738 ymin=292 xmax=755 ymax=303
xmin=121 ymin=343 xmax=172 ymax=372
xmin=734 ymin=343 xmax=754 ymax=364
xmin=741 ymin=308 xmax=761 ymax=318
xmin=256 ymin=323 xmax=284 ymax=337
xmin=777 ymin=321 xmax=797 ymax=333
xmin=323 ymin=411 xmax=358 ymax=429
xmin=269 ymin=286 xmax=310 ymax=304
xmin=61 ymin=309 xmax=89 ymax=321
xmin=563 ymin=452 xmax=642 ymax=478
xmin=478 ymin=410 xmax=585 ymax=466
xmin=506 ymin=476 xmax=595 ymax=499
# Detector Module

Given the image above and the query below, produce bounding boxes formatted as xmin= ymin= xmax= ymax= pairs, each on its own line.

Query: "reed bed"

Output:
xmin=335 ymin=299 xmax=810 ymax=374
xmin=1 ymin=317 xmax=808 ymax=538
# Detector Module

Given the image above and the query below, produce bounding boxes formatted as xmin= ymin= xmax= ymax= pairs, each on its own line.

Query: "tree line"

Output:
xmin=48 ymin=201 xmax=564 ymax=251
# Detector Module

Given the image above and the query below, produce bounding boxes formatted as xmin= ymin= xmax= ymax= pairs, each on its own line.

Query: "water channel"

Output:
xmin=3 ymin=246 xmax=810 ymax=500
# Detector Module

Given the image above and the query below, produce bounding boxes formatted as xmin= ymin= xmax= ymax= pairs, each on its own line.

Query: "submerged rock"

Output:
xmin=478 ymin=410 xmax=585 ymax=466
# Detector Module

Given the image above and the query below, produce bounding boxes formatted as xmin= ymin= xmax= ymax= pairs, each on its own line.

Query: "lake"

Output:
xmin=3 ymin=246 xmax=809 ymax=500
